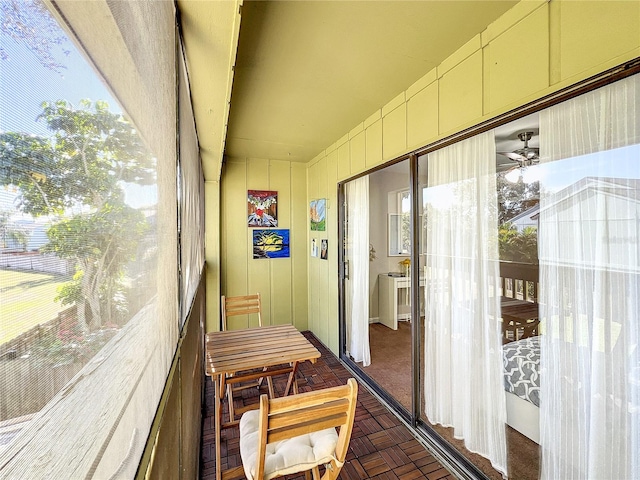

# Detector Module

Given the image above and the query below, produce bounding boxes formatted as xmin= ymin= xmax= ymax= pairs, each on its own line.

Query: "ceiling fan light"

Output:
xmin=522 ymin=165 xmax=542 ymax=183
xmin=504 ymin=167 xmax=521 ymax=183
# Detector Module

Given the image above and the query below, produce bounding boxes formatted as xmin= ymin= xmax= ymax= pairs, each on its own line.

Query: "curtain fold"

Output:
xmin=424 ymin=130 xmax=507 ymax=474
xmin=539 ymin=73 xmax=640 ymax=479
xmin=346 ymin=176 xmax=371 ymax=367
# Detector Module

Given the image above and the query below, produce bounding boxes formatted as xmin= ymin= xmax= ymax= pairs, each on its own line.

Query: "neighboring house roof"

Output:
xmin=538 ymin=176 xmax=640 ymax=272
xmin=543 ymin=176 xmax=640 ymax=211
xmin=5 ymin=219 xmax=50 ymax=251
xmin=502 ymin=176 xmax=640 ymax=235
xmin=509 ymin=203 xmax=540 ymax=226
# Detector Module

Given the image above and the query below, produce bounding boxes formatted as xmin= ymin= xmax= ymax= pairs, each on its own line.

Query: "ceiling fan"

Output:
xmin=498 ymin=131 xmax=540 ymax=183
xmin=499 ymin=131 xmax=539 ymax=164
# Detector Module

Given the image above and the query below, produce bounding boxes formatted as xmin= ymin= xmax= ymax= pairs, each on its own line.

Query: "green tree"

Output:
xmin=0 ymin=100 xmax=154 ymax=331
xmin=0 ymin=210 xmax=30 ymax=250
xmin=499 ymin=223 xmax=538 ymax=264
xmin=497 ymin=174 xmax=539 ymax=224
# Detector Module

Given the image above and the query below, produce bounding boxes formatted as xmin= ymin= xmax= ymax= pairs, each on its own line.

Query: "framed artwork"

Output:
xmin=310 ymin=198 xmax=326 ymax=231
xmin=253 ymin=229 xmax=290 ymax=259
xmin=320 ymin=239 xmax=328 ymax=260
xmin=248 ymin=190 xmax=278 ymax=227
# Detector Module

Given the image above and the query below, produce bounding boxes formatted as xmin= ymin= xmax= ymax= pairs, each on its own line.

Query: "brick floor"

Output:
xmin=200 ymin=331 xmax=456 ymax=480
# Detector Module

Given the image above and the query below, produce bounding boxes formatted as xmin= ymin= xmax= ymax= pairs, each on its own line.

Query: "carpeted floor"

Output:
xmin=363 ymin=321 xmax=412 ymax=410
xmin=363 ymin=321 xmax=540 ymax=480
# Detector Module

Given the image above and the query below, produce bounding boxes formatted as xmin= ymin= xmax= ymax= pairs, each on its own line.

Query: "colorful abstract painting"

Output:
xmin=310 ymin=198 xmax=326 ymax=231
xmin=248 ymin=190 xmax=278 ymax=227
xmin=253 ymin=229 xmax=290 ymax=259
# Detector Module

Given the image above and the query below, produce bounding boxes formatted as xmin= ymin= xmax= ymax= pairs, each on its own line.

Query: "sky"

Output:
xmin=537 ymin=144 xmax=640 ymax=193
xmin=0 ymin=28 xmax=119 ymax=135
xmin=421 ymin=142 xmax=640 ymax=214
xmin=0 ymin=3 xmax=155 ymax=213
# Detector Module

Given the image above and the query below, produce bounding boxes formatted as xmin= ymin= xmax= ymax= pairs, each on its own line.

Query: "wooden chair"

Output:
xmin=221 ymin=293 xmax=263 ymax=330
xmin=221 ymin=293 xmax=274 ymax=422
xmin=238 ymin=378 xmax=358 ymax=480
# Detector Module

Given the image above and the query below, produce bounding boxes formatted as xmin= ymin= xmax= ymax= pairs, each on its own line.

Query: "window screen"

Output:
xmin=0 ymin=1 xmax=178 ymax=477
xmin=179 ymin=48 xmax=205 ymax=324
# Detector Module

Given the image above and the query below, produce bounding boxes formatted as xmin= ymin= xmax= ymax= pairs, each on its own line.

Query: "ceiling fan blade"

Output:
xmin=496 ymin=162 xmax=515 ymax=171
xmin=498 ymin=151 xmax=527 ymax=162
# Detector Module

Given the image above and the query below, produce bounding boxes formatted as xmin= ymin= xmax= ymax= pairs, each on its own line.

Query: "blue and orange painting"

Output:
xmin=252 ymin=229 xmax=290 ymax=259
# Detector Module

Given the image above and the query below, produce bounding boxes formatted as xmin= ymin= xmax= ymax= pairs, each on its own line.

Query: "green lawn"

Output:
xmin=0 ymin=269 xmax=71 ymax=345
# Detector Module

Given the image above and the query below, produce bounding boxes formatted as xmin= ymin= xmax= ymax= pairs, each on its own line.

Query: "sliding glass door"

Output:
xmin=537 ymin=73 xmax=640 ymax=479
xmin=418 ymin=131 xmax=509 ymax=477
xmin=342 ymin=160 xmax=413 ymax=414
xmin=341 ymin=70 xmax=640 ymax=480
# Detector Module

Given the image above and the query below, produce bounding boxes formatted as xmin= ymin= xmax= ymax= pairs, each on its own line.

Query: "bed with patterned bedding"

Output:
xmin=503 ymin=336 xmax=540 ymax=443
xmin=503 ymin=335 xmax=540 ymax=407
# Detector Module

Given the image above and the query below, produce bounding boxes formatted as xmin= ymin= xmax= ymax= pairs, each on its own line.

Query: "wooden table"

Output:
xmin=205 ymin=324 xmax=321 ymax=480
xmin=501 ymin=297 xmax=540 ymax=343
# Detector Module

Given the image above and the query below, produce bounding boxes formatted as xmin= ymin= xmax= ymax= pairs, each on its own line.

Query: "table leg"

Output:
xmin=219 ymin=373 xmax=226 ymax=400
xmin=215 ymin=375 xmax=222 ymax=480
xmin=284 ymin=361 xmax=299 ymax=396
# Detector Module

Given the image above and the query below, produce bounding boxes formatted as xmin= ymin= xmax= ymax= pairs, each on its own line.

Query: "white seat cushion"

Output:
xmin=239 ymin=409 xmax=339 ymax=480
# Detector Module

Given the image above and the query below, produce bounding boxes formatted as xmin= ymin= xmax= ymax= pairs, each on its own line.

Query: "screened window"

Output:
xmin=0 ymin=2 xmax=178 ymax=477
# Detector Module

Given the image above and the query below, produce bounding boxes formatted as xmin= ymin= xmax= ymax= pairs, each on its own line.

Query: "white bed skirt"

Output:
xmin=505 ymin=391 xmax=540 ymax=444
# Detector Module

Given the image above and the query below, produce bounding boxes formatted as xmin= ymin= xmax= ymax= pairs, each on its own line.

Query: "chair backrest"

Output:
xmin=253 ymin=378 xmax=358 ymax=480
xmin=221 ymin=293 xmax=262 ymax=331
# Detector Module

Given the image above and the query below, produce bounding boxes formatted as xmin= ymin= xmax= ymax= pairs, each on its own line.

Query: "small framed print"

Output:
xmin=320 ymin=239 xmax=328 ymax=260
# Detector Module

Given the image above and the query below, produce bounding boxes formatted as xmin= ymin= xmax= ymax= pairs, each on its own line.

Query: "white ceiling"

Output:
xmin=178 ymin=0 xmax=519 ymax=181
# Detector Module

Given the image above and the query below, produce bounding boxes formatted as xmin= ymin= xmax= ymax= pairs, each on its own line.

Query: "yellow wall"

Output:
xmin=306 ymin=0 xmax=640 ymax=354
xmin=218 ymin=158 xmax=308 ymax=333
xmin=307 ymin=148 xmax=340 ymax=353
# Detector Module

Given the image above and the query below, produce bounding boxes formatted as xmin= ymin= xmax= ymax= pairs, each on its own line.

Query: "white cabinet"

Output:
xmin=378 ymin=274 xmax=412 ymax=330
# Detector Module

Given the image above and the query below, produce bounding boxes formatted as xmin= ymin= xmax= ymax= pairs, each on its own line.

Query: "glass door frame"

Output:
xmin=336 ymin=58 xmax=640 ymax=480
xmin=337 ymin=159 xmax=414 ymax=425
xmin=337 ymin=156 xmax=490 ymax=479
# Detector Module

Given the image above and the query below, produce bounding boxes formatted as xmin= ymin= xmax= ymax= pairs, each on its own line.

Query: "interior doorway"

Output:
xmin=342 ymin=158 xmax=415 ymax=413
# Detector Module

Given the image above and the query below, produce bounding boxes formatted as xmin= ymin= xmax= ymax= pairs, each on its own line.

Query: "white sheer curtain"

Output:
xmin=346 ymin=176 xmax=371 ymax=366
xmin=424 ymin=131 xmax=507 ymax=474
xmin=539 ymin=74 xmax=640 ymax=479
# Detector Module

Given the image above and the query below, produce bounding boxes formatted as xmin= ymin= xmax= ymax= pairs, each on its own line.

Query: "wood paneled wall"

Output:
xmin=219 ymin=159 xmax=309 ymax=333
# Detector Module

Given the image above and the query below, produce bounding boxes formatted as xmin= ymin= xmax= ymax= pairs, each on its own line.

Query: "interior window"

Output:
xmin=388 ymin=188 xmax=411 ymax=256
